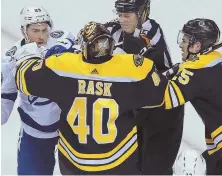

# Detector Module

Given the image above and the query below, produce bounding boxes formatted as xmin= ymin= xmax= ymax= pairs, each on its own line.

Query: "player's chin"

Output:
xmin=181 ymin=52 xmax=186 ymax=61
xmin=182 ymin=56 xmax=187 ymax=61
xmin=122 ymin=26 xmax=133 ymax=33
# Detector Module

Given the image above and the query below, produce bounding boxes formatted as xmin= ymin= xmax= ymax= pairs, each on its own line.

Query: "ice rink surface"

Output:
xmin=1 ymin=0 xmax=222 ymax=174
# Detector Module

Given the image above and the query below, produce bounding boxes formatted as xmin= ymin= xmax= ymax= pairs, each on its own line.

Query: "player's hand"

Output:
xmin=123 ymin=33 xmax=154 ymax=55
xmin=45 ymin=38 xmax=79 ymax=58
xmin=14 ymin=42 xmax=43 ymax=67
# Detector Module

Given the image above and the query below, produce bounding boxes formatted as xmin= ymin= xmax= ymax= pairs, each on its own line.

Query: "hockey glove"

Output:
xmin=123 ymin=33 xmax=155 ymax=55
xmin=45 ymin=38 xmax=80 ymax=58
xmin=162 ymin=63 xmax=180 ymax=79
xmin=14 ymin=42 xmax=43 ymax=67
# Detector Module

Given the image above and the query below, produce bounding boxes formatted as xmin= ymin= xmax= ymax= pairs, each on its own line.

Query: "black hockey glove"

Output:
xmin=123 ymin=33 xmax=155 ymax=55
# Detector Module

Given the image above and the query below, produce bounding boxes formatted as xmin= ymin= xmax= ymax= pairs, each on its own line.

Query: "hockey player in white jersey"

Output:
xmin=1 ymin=6 xmax=74 ymax=175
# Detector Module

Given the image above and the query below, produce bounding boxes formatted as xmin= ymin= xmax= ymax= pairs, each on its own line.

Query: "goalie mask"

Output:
xmin=80 ymin=22 xmax=115 ymax=60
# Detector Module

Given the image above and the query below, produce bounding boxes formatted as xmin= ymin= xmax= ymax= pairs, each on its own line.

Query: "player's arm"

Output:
xmin=142 ymin=22 xmax=172 ymax=71
xmin=123 ymin=20 xmax=172 ymax=71
xmin=1 ymin=60 xmax=18 ymax=125
xmin=129 ymin=62 xmax=168 ymax=109
xmin=164 ymin=68 xmax=203 ymax=109
xmin=15 ymin=43 xmax=61 ymax=103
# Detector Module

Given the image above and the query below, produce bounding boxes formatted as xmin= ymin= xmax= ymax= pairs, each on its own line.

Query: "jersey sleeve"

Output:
xmin=164 ymin=68 xmax=204 ymax=109
xmin=141 ymin=20 xmax=172 ymax=71
xmin=15 ymin=58 xmax=62 ymax=103
xmin=1 ymin=57 xmax=18 ymax=125
xmin=119 ymin=64 xmax=168 ymax=110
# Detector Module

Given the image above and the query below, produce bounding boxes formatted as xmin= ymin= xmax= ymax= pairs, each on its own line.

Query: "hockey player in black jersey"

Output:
xmin=14 ymin=22 xmax=168 ymax=175
xmin=105 ymin=0 xmax=184 ymax=174
xmin=169 ymin=18 xmax=222 ymax=175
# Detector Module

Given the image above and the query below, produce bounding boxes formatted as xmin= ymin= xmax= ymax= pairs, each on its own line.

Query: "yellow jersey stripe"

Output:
xmin=170 ymin=81 xmax=185 ymax=106
xmin=142 ymin=100 xmax=165 ymax=108
xmin=18 ymin=60 xmax=34 ymax=93
xmin=20 ymin=60 xmax=36 ymax=95
xmin=58 ymin=141 xmax=138 ymax=172
xmin=58 ymin=134 xmax=137 ymax=165
xmin=211 ymin=126 xmax=222 ymax=139
xmin=59 ymin=126 xmax=137 ymax=159
xmin=178 ymin=52 xmax=222 ymax=72
xmin=16 ymin=60 xmax=29 ymax=89
xmin=208 ymin=141 xmax=222 ymax=155
xmin=164 ymin=83 xmax=172 ymax=109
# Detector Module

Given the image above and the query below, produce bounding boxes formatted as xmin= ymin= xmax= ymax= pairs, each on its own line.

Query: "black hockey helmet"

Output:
xmin=179 ymin=18 xmax=220 ymax=50
xmin=81 ymin=21 xmax=115 ymax=60
xmin=115 ymin=0 xmax=150 ymax=28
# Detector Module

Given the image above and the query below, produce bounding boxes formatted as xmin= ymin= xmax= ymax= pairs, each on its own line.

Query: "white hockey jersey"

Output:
xmin=1 ymin=29 xmax=74 ymax=138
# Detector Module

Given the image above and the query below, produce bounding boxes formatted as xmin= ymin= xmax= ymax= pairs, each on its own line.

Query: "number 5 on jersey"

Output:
xmin=173 ymin=69 xmax=194 ymax=85
xmin=67 ymin=97 xmax=119 ymax=144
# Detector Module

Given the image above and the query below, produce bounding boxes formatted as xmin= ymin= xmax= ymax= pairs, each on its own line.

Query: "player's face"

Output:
xmin=178 ymin=31 xmax=202 ymax=61
xmin=118 ymin=12 xmax=138 ymax=34
xmin=179 ymin=35 xmax=190 ymax=61
xmin=179 ymin=35 xmax=201 ymax=61
xmin=24 ymin=23 xmax=50 ymax=46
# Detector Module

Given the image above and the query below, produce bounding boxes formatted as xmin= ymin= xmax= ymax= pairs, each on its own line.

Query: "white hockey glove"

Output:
xmin=173 ymin=150 xmax=206 ymax=176
xmin=14 ymin=42 xmax=44 ymax=67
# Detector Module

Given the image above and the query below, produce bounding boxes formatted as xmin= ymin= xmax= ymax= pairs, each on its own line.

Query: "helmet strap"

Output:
xmin=22 ymin=26 xmax=31 ymax=43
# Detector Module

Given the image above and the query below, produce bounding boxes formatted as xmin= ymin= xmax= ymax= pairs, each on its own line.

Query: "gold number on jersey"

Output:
xmin=67 ymin=97 xmax=119 ymax=144
xmin=67 ymin=97 xmax=89 ymax=144
xmin=173 ymin=69 xmax=194 ymax=85
xmin=151 ymin=72 xmax=161 ymax=86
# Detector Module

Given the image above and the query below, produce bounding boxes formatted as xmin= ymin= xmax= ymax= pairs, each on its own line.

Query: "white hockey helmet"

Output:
xmin=173 ymin=150 xmax=206 ymax=175
xmin=20 ymin=6 xmax=53 ymax=28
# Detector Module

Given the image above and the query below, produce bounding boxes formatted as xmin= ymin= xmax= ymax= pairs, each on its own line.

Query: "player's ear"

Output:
xmin=189 ymin=41 xmax=201 ymax=53
xmin=21 ymin=27 xmax=25 ymax=38
xmin=193 ymin=41 xmax=202 ymax=52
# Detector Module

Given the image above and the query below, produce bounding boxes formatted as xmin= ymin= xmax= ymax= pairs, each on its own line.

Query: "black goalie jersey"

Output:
xmin=16 ymin=53 xmax=167 ymax=173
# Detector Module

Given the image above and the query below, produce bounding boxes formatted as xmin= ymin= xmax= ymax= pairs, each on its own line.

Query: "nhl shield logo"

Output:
xmin=133 ymin=54 xmax=144 ymax=67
